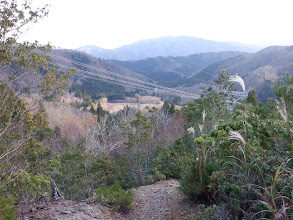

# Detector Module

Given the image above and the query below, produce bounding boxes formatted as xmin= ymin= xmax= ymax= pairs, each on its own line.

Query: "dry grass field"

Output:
xmin=93 ymin=96 xmax=181 ymax=114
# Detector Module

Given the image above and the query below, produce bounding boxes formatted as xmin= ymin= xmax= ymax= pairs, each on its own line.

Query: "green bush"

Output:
xmin=152 ymin=135 xmax=194 ymax=179
xmin=7 ymin=171 xmax=50 ymax=202
xmin=0 ymin=188 xmax=16 ymax=220
xmin=179 ymin=162 xmax=218 ymax=201
xmin=95 ymin=183 xmax=133 ymax=211
xmin=54 ymin=148 xmax=125 ymax=201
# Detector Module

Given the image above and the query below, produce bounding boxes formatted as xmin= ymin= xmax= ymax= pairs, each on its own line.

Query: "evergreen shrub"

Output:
xmin=95 ymin=183 xmax=133 ymax=211
xmin=0 ymin=188 xmax=16 ymax=220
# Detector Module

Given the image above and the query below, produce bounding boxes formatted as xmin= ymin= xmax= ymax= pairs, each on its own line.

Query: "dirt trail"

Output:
xmin=129 ymin=179 xmax=197 ymax=220
xmin=18 ymin=179 xmax=197 ymax=220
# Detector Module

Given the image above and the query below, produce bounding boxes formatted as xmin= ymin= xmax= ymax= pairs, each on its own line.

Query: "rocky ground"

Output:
xmin=129 ymin=179 xmax=197 ymax=220
xmin=17 ymin=179 xmax=198 ymax=220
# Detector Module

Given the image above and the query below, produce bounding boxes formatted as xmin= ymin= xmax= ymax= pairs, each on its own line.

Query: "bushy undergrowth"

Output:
xmin=151 ymin=134 xmax=194 ymax=180
xmin=0 ymin=188 xmax=16 ymax=220
xmin=175 ymin=73 xmax=293 ymax=219
xmin=179 ymin=162 xmax=219 ymax=201
xmin=53 ymin=148 xmax=125 ymax=200
xmin=178 ymin=110 xmax=293 ymax=219
xmin=95 ymin=183 xmax=134 ymax=211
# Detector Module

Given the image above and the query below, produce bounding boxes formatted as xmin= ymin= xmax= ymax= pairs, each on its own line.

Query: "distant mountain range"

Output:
xmin=77 ymin=36 xmax=262 ymax=60
xmin=52 ymin=44 xmax=293 ymax=104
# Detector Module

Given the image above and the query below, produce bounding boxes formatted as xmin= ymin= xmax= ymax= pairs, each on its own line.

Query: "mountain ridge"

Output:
xmin=111 ymin=51 xmax=247 ymax=87
xmin=77 ymin=36 xmax=262 ymax=60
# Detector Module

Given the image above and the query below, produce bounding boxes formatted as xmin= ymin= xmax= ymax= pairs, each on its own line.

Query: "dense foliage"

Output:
xmin=176 ymin=73 xmax=293 ymax=219
xmin=0 ymin=0 xmax=74 ymax=217
xmin=69 ymin=78 xmax=126 ymax=101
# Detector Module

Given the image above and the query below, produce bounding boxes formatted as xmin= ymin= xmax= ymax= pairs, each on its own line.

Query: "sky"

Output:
xmin=19 ymin=0 xmax=293 ymax=49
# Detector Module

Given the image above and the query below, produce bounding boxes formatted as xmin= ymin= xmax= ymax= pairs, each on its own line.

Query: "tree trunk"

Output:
xmin=50 ymin=180 xmax=64 ymax=200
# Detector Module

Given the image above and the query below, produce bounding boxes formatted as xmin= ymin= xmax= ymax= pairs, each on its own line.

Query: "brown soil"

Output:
xmin=17 ymin=180 xmax=197 ymax=220
xmin=128 ymin=179 xmax=197 ymax=220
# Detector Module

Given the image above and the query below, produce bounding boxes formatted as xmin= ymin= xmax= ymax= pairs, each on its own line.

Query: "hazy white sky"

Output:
xmin=20 ymin=0 xmax=293 ymax=49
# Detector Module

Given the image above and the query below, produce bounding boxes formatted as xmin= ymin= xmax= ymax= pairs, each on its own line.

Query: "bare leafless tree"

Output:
xmin=84 ymin=107 xmax=136 ymax=156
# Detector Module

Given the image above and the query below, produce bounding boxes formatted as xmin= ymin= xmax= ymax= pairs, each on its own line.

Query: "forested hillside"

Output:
xmin=189 ymin=46 xmax=293 ymax=102
xmin=49 ymin=49 xmax=186 ymax=104
xmin=48 ymin=49 xmax=151 ymax=102
xmin=112 ymin=51 xmax=246 ymax=87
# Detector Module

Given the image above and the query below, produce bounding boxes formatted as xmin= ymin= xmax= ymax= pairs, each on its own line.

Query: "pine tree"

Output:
xmin=90 ymin=105 xmax=96 ymax=114
xmin=97 ymin=102 xmax=105 ymax=121
xmin=162 ymin=101 xmax=170 ymax=113
xmin=246 ymin=89 xmax=258 ymax=106
xmin=169 ymin=104 xmax=176 ymax=114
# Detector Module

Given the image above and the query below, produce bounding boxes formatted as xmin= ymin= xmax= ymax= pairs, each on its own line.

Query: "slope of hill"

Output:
xmin=77 ymin=36 xmax=261 ymax=60
xmin=189 ymin=45 xmax=293 ymax=102
xmin=49 ymin=49 xmax=151 ymax=100
xmin=112 ymin=51 xmax=247 ymax=87
xmin=51 ymin=49 xmax=147 ymax=81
